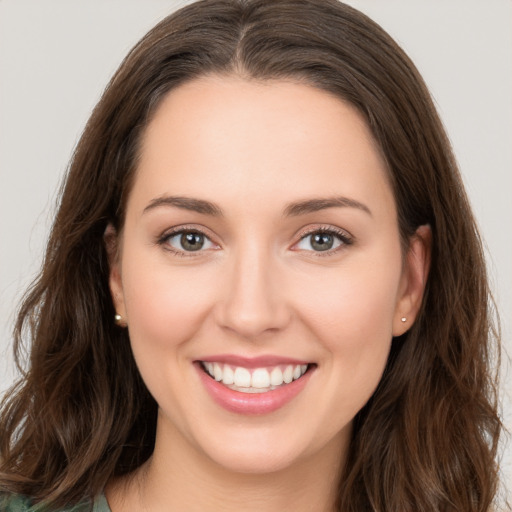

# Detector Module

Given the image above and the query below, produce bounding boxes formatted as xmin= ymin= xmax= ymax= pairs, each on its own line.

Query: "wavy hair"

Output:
xmin=0 ymin=0 xmax=503 ymax=510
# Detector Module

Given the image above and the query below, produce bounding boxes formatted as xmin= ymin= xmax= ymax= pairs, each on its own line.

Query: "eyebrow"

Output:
xmin=143 ymin=194 xmax=372 ymax=217
xmin=143 ymin=196 xmax=223 ymax=216
xmin=283 ymin=196 xmax=372 ymax=217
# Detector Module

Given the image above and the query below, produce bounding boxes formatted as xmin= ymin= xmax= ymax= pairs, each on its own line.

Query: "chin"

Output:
xmin=190 ymin=418 xmax=347 ymax=477
xmin=204 ymin=440 xmax=305 ymax=475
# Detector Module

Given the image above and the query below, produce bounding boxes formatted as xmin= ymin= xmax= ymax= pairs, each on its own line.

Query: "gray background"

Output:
xmin=1 ymin=0 xmax=510 ymax=500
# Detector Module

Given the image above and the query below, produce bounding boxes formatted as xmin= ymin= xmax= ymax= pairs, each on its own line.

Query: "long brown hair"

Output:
xmin=0 ymin=1 xmax=503 ymax=510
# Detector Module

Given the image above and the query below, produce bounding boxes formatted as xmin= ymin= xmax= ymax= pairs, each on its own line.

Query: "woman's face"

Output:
xmin=109 ymin=76 xmax=428 ymax=474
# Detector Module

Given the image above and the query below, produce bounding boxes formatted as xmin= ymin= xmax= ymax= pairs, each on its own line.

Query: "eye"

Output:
xmin=294 ymin=228 xmax=352 ymax=253
xmin=163 ymin=230 xmax=217 ymax=253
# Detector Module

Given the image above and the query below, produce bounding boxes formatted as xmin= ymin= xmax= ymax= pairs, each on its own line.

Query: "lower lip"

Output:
xmin=196 ymin=363 xmax=314 ymax=415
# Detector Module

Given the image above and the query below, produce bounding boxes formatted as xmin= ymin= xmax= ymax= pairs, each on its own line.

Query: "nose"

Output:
xmin=215 ymin=244 xmax=291 ymax=340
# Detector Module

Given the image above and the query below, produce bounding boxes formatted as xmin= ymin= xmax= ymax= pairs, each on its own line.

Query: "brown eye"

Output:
xmin=293 ymin=227 xmax=353 ymax=254
xmin=295 ymin=229 xmax=350 ymax=253
xmin=180 ymin=232 xmax=204 ymax=251
xmin=310 ymin=233 xmax=334 ymax=251
xmin=164 ymin=230 xmax=215 ymax=253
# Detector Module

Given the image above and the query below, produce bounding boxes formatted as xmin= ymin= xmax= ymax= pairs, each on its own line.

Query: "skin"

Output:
xmin=106 ymin=76 xmax=430 ymax=512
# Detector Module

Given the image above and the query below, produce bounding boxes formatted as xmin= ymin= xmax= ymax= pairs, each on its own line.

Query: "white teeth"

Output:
xmin=283 ymin=365 xmax=293 ymax=384
xmin=233 ymin=367 xmax=251 ymax=387
xmin=270 ymin=367 xmax=284 ymax=386
xmin=251 ymin=368 xmax=270 ymax=388
xmin=222 ymin=365 xmax=234 ymax=385
xmin=213 ymin=363 xmax=223 ymax=381
xmin=203 ymin=362 xmax=309 ymax=392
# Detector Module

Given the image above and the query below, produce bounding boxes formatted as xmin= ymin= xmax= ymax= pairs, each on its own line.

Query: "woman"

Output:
xmin=0 ymin=0 xmax=504 ymax=510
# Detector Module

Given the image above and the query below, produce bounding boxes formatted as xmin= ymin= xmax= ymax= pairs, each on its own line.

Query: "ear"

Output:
xmin=104 ymin=223 xmax=127 ymax=325
xmin=393 ymin=225 xmax=432 ymax=336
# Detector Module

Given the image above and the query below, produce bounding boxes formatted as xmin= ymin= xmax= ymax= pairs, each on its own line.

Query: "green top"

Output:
xmin=0 ymin=493 xmax=111 ymax=512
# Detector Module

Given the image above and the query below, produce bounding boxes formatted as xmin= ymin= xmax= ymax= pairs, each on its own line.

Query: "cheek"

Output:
xmin=295 ymin=257 xmax=400 ymax=343
xmin=291 ymin=253 xmax=401 ymax=410
xmin=119 ymin=256 xmax=221 ymax=428
xmin=120 ymin=256 xmax=216 ymax=365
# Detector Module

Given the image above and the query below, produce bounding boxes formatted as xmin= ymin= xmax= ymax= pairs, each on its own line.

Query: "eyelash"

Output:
xmin=157 ymin=225 xmax=353 ymax=257
xmin=157 ymin=225 xmax=217 ymax=257
xmin=294 ymin=226 xmax=353 ymax=256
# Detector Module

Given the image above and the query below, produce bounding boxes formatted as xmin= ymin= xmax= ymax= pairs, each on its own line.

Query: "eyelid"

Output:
xmin=157 ymin=224 xmax=221 ymax=255
xmin=156 ymin=223 xmax=353 ymax=256
xmin=291 ymin=224 xmax=354 ymax=253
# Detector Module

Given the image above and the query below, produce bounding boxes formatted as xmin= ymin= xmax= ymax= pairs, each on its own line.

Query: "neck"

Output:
xmin=107 ymin=413 xmax=348 ymax=512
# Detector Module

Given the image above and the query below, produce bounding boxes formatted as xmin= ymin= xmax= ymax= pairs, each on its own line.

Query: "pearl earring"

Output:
xmin=401 ymin=317 xmax=407 ymax=323
xmin=114 ymin=313 xmax=123 ymax=323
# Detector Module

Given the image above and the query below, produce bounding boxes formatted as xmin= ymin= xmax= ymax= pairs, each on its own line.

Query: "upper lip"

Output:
xmin=197 ymin=354 xmax=312 ymax=369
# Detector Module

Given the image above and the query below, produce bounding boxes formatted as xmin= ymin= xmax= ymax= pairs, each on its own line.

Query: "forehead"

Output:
xmin=129 ymin=75 xmax=395 ymax=220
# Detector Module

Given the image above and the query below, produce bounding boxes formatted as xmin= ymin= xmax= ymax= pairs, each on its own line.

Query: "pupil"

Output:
xmin=312 ymin=233 xmax=333 ymax=251
xmin=181 ymin=232 xmax=204 ymax=251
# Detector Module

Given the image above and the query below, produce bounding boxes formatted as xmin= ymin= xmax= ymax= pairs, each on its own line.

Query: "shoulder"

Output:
xmin=0 ymin=494 xmax=110 ymax=512
xmin=0 ymin=494 xmax=32 ymax=512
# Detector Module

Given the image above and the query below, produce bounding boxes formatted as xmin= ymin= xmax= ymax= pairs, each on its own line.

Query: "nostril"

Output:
xmin=216 ymin=298 xmax=292 ymax=339
xmin=214 ymin=260 xmax=292 ymax=338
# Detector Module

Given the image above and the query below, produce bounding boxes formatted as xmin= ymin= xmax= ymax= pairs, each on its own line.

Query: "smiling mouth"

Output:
xmin=200 ymin=362 xmax=312 ymax=393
